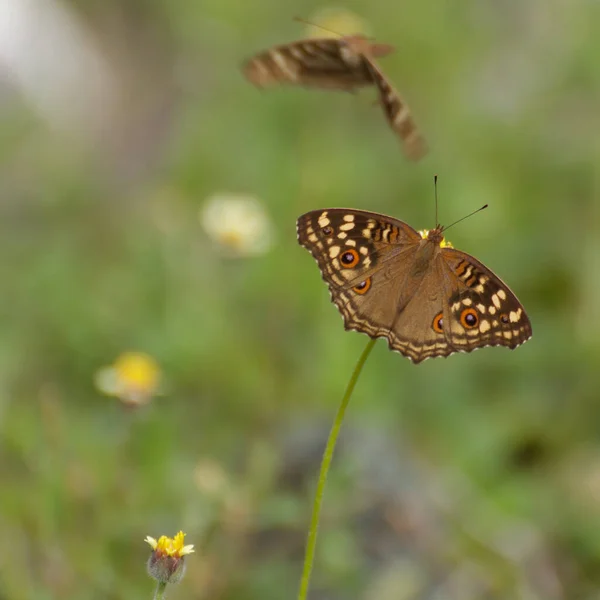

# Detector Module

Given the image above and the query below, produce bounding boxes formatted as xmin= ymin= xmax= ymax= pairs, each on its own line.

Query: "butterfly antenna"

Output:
xmin=434 ymin=174 xmax=439 ymax=226
xmin=293 ymin=16 xmax=343 ymax=37
xmin=442 ymin=204 xmax=488 ymax=233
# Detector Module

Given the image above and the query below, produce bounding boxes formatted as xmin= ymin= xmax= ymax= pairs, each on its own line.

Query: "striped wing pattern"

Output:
xmin=243 ymin=38 xmax=373 ymax=91
xmin=365 ymin=60 xmax=427 ymax=161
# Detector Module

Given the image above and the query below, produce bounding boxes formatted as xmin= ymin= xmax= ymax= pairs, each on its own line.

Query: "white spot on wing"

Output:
xmin=272 ymin=51 xmax=298 ymax=80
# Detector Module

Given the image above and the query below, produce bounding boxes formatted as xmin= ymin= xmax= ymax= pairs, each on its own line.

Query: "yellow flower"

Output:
xmin=200 ymin=193 xmax=273 ymax=257
xmin=145 ymin=531 xmax=195 ymax=558
xmin=304 ymin=7 xmax=370 ymax=38
xmin=145 ymin=531 xmax=194 ymax=584
xmin=418 ymin=229 xmax=454 ymax=249
xmin=94 ymin=352 xmax=161 ymax=406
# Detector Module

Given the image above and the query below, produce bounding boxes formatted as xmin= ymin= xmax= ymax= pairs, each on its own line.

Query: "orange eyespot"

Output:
xmin=460 ymin=307 xmax=479 ymax=329
xmin=339 ymin=248 xmax=359 ymax=268
xmin=353 ymin=277 xmax=371 ymax=295
xmin=432 ymin=312 xmax=444 ymax=333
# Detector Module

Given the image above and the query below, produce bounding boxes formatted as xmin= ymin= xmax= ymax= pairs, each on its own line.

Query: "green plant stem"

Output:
xmin=153 ymin=582 xmax=167 ymax=600
xmin=297 ymin=338 xmax=376 ymax=600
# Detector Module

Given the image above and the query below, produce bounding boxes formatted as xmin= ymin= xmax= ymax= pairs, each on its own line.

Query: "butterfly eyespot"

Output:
xmin=340 ymin=249 xmax=359 ymax=268
xmin=322 ymin=225 xmax=333 ymax=236
xmin=460 ymin=307 xmax=479 ymax=329
xmin=432 ymin=313 xmax=444 ymax=333
xmin=500 ymin=313 xmax=509 ymax=324
xmin=353 ymin=278 xmax=371 ymax=295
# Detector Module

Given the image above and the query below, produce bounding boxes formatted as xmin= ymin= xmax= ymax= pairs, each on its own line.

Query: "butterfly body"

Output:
xmin=297 ymin=209 xmax=532 ymax=364
xmin=243 ymin=35 xmax=426 ymax=160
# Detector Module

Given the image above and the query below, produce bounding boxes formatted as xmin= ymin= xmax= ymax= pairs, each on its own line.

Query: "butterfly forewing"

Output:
xmin=298 ymin=208 xmax=532 ymax=363
xmin=243 ymin=38 xmax=374 ymax=91
xmin=297 ymin=208 xmax=421 ymax=288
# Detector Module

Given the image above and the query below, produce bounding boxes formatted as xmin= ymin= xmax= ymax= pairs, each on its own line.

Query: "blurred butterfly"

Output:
xmin=242 ymin=23 xmax=427 ymax=161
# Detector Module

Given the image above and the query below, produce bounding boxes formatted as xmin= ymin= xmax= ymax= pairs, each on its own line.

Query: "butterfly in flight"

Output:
xmin=243 ymin=22 xmax=427 ymax=161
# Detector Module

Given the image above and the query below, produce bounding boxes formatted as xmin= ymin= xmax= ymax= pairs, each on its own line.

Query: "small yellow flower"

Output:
xmin=145 ymin=531 xmax=194 ymax=584
xmin=418 ymin=229 xmax=454 ymax=249
xmin=200 ymin=193 xmax=273 ymax=257
xmin=145 ymin=531 xmax=195 ymax=557
xmin=94 ymin=352 xmax=161 ymax=406
xmin=305 ymin=7 xmax=370 ymax=38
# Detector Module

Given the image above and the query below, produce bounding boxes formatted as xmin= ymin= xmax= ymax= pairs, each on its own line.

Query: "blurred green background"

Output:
xmin=1 ymin=0 xmax=600 ymax=598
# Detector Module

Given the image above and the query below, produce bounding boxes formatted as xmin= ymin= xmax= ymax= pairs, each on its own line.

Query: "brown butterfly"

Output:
xmin=297 ymin=208 xmax=532 ymax=363
xmin=242 ymin=32 xmax=427 ymax=161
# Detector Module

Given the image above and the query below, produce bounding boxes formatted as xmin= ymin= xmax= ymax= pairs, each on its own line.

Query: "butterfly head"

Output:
xmin=418 ymin=227 xmax=453 ymax=249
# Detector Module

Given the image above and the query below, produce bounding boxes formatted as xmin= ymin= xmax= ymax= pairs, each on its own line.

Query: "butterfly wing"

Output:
xmin=297 ymin=209 xmax=431 ymax=351
xmin=243 ymin=38 xmax=373 ymax=91
xmin=364 ymin=59 xmax=427 ymax=161
xmin=376 ymin=256 xmax=459 ymax=363
xmin=439 ymin=248 xmax=532 ymax=352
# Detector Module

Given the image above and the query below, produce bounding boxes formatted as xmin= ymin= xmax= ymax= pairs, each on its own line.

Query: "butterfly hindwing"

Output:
xmin=385 ymin=257 xmax=457 ymax=362
xmin=365 ymin=60 xmax=427 ymax=161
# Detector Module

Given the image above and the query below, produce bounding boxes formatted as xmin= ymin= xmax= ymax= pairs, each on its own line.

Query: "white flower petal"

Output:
xmin=145 ymin=536 xmax=158 ymax=549
xmin=94 ymin=367 xmax=120 ymax=396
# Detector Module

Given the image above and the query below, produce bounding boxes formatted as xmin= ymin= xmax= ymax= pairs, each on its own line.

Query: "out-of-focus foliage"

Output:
xmin=1 ymin=0 xmax=599 ymax=598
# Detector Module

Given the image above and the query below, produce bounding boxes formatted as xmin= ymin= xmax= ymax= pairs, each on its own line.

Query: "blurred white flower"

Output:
xmin=193 ymin=458 xmax=230 ymax=498
xmin=200 ymin=193 xmax=274 ymax=257
xmin=304 ymin=7 xmax=370 ymax=38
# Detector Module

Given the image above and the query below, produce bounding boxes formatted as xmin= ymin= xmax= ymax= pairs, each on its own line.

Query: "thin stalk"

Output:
xmin=153 ymin=582 xmax=167 ymax=600
xmin=297 ymin=338 xmax=376 ymax=600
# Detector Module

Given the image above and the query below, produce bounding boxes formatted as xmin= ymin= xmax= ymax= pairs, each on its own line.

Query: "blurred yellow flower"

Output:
xmin=418 ymin=230 xmax=454 ymax=249
xmin=145 ymin=531 xmax=195 ymax=558
xmin=95 ymin=351 xmax=161 ymax=406
xmin=201 ymin=193 xmax=274 ymax=257
xmin=145 ymin=531 xmax=194 ymax=584
xmin=304 ymin=7 xmax=370 ymax=38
